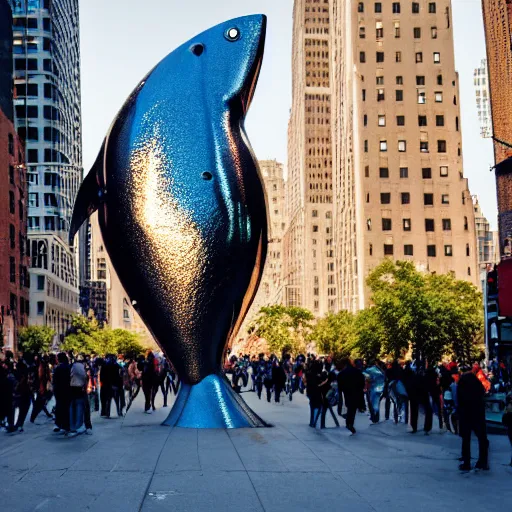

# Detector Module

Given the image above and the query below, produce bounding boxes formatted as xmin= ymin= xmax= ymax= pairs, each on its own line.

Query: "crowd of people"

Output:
xmin=0 ymin=350 xmax=178 ymax=437
xmin=225 ymin=352 xmax=512 ymax=471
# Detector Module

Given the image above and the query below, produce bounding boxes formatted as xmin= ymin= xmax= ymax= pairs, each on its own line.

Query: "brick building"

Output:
xmin=0 ymin=0 xmax=29 ymax=353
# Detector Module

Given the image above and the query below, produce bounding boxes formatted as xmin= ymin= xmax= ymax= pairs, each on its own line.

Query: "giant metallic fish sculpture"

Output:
xmin=69 ymin=15 xmax=268 ymax=428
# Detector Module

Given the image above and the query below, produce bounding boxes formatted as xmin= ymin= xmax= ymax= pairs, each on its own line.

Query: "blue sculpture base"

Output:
xmin=162 ymin=373 xmax=267 ymax=428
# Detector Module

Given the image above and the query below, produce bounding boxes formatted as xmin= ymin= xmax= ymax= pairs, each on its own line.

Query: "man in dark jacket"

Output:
xmin=272 ymin=359 xmax=286 ymax=403
xmin=337 ymin=358 xmax=365 ymax=434
xmin=53 ymin=352 xmax=71 ymax=433
xmin=458 ymin=367 xmax=489 ymax=471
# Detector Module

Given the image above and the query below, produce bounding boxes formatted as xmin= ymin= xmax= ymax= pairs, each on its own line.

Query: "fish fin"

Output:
xmin=68 ymin=143 xmax=105 ymax=246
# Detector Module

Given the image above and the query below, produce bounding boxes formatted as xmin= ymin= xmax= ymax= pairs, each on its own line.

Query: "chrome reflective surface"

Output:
xmin=70 ymin=15 xmax=268 ymax=428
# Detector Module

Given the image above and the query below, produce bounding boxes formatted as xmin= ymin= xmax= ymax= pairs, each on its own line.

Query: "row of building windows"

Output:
xmin=364 ymin=139 xmax=449 ymax=153
xmin=360 ymin=51 xmax=441 ymax=64
xmin=367 ymin=217 xmax=469 ymax=232
xmin=9 ymin=257 xmax=30 ymax=288
xmin=365 ymin=114 xmax=450 ymax=128
xmin=365 ymin=165 xmax=449 ymax=178
xmin=358 ymin=2 xmax=437 ymax=14
xmin=376 ymin=244 xmax=471 ymax=266
xmin=377 ymin=74 xmax=445 ymax=86
xmin=363 ymin=88 xmax=454 ymax=105
xmin=360 ymin=24 xmax=438 ymax=40
xmin=368 ymin=191 xmax=451 ymax=205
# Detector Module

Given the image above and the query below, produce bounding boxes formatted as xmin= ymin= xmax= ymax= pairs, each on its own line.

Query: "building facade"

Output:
xmin=9 ymin=0 xmax=82 ymax=338
xmin=284 ymin=0 xmax=479 ymax=316
xmin=0 ymin=0 xmax=30 ymax=353
xmin=474 ymin=59 xmax=492 ymax=138
xmin=481 ymin=0 xmax=512 ymax=260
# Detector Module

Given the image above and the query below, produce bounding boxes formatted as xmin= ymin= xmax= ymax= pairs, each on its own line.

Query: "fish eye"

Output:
xmin=225 ymin=27 xmax=240 ymax=42
xmin=201 ymin=171 xmax=213 ymax=181
xmin=191 ymin=44 xmax=204 ymax=56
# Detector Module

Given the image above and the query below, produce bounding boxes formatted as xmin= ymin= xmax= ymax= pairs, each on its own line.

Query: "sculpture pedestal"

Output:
xmin=162 ymin=373 xmax=267 ymax=428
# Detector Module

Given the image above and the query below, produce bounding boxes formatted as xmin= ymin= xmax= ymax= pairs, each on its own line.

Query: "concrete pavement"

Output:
xmin=0 ymin=386 xmax=510 ymax=512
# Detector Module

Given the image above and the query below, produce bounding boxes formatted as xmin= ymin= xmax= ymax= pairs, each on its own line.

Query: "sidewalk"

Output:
xmin=0 ymin=387 xmax=510 ymax=512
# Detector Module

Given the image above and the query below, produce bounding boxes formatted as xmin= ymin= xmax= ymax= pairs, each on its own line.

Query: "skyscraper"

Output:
xmin=10 ymin=0 xmax=82 ymax=337
xmin=284 ymin=0 xmax=479 ymax=315
xmin=474 ymin=59 xmax=492 ymax=138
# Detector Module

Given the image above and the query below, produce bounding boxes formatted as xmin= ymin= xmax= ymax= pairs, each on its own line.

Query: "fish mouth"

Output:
xmin=239 ymin=14 xmax=267 ymax=115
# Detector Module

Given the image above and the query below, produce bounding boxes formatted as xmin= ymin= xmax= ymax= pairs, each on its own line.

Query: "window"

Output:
xmin=431 ymin=26 xmax=437 ymax=38
xmin=401 ymin=192 xmax=410 ymax=204
xmin=37 ymin=301 xmax=44 ymax=315
xmin=445 ymin=245 xmax=453 ymax=257
xmin=362 ymin=89 xmax=366 ymax=101
xmin=395 ymin=21 xmax=401 ymax=38
xmin=380 ymin=140 xmax=387 ymax=152
xmin=427 ymin=245 xmax=437 ymax=257
xmin=384 ymin=244 xmax=394 ymax=256
xmin=364 ymin=140 xmax=368 ymax=152
xmin=436 ymin=115 xmax=444 ymax=126
xmin=358 ymin=2 xmax=364 ymax=12
xmin=420 ymin=141 xmax=429 ymax=153
xmin=415 ymin=52 xmax=423 ymax=63
xmin=396 ymin=90 xmax=403 ymax=101
xmin=392 ymin=2 xmax=401 ymax=13
xmin=378 ymin=115 xmax=386 ymax=126
xmin=380 ymin=192 xmax=391 ymax=204
xmin=365 ymin=165 xmax=370 ymax=177
xmin=435 ymin=91 xmax=443 ymax=102
xmin=359 ymin=26 xmax=366 ymax=38
xmin=412 ymin=2 xmax=420 ymax=13
xmin=375 ymin=2 xmax=382 ymax=13
xmin=382 ymin=218 xmax=392 ymax=230
xmin=9 ymin=165 xmax=14 ymax=184
xmin=363 ymin=114 xmax=368 ymax=126
xmin=37 ymin=275 xmax=45 ymax=290
xmin=468 ymin=267 xmax=471 ymax=276
xmin=400 ymin=167 xmax=409 ymax=178
xmin=416 ymin=76 xmax=425 ymax=86
xmin=9 ymin=191 xmax=15 ymax=214
xmin=437 ymin=140 xmax=447 ymax=152
xmin=429 ymin=2 xmax=436 ymax=13
xmin=312 ymin=210 xmax=318 ymax=218
xmin=440 ymin=166 xmax=448 ymax=177
xmin=369 ymin=244 xmax=373 ymax=256
xmin=396 ymin=51 xmax=402 ymax=62
xmin=376 ymin=22 xmax=384 ymax=38
xmin=9 ymin=224 xmax=15 ymax=249
xmin=397 ymin=115 xmax=405 ymax=126
xmin=434 ymin=52 xmax=441 ymax=63
xmin=418 ymin=115 xmax=427 ymax=126
xmin=466 ymin=243 xmax=470 ymax=256
xmin=27 ymin=149 xmax=38 ymax=163
xmin=425 ymin=219 xmax=435 ymax=231
xmin=442 ymin=218 xmax=452 ymax=231
xmin=376 ymin=52 xmax=384 ymax=63
xmin=367 ymin=218 xmax=372 ymax=231
xmin=396 ymin=76 xmax=403 ymax=85
xmin=360 ymin=51 xmax=366 ymax=63
xmin=377 ymin=89 xmax=385 ymax=101
xmin=417 ymin=91 xmax=426 ymax=104
xmin=455 ymin=116 xmax=459 ymax=131
xmin=414 ymin=27 xmax=421 ymax=38
xmin=312 ymin=225 xmax=319 ymax=232
xmin=366 ymin=193 xmax=370 ymax=203
xmin=422 ymin=168 xmax=432 ymax=179
xmin=376 ymin=76 xmax=384 ymax=85
xmin=398 ymin=140 xmax=406 ymax=152
xmin=424 ymin=193 xmax=434 ymax=205
xmin=404 ymin=245 xmax=413 ymax=256
xmin=403 ymin=218 xmax=411 ymax=231
xmin=10 ymin=257 xmax=15 ymax=283
xmin=441 ymin=194 xmax=449 ymax=204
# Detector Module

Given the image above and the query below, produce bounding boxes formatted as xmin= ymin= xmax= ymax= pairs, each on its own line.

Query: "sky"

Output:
xmin=80 ymin=0 xmax=497 ymax=229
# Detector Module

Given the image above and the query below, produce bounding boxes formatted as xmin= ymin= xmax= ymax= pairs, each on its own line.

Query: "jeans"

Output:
xmin=309 ymin=403 xmax=321 ymax=427
xmin=69 ymin=387 xmax=85 ymax=431
xmin=320 ymin=403 xmax=340 ymax=428
xmin=460 ymin=413 xmax=488 ymax=465
xmin=15 ymin=395 xmax=31 ymax=429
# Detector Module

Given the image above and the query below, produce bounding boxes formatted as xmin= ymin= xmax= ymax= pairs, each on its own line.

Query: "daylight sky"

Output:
xmin=80 ymin=0 xmax=497 ymax=229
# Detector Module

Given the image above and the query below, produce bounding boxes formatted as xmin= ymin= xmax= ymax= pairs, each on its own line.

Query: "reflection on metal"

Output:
xmin=70 ymin=15 xmax=268 ymax=428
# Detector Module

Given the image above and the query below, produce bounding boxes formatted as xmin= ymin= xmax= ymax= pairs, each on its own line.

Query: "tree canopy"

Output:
xmin=18 ymin=325 xmax=55 ymax=354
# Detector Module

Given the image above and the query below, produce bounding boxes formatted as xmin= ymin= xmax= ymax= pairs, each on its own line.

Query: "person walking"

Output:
xmin=68 ymin=355 xmax=87 ymax=437
xmin=53 ymin=352 xmax=71 ymax=434
xmin=30 ymin=356 xmax=53 ymax=423
xmin=272 ymin=359 xmax=286 ymax=403
xmin=305 ymin=360 xmax=322 ymax=428
xmin=319 ymin=367 xmax=339 ymax=429
xmin=457 ymin=366 xmax=489 ymax=471
xmin=142 ymin=352 xmax=157 ymax=413
xmin=337 ymin=358 xmax=364 ymax=434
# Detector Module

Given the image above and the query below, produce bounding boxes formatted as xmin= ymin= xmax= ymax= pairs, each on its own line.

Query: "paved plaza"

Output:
xmin=0 ymin=387 xmax=510 ymax=512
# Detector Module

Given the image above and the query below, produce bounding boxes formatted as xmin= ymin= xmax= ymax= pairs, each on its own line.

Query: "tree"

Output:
xmin=18 ymin=325 xmax=55 ymax=354
xmin=363 ymin=261 xmax=483 ymax=364
xmin=354 ymin=307 xmax=386 ymax=362
xmin=247 ymin=305 xmax=314 ymax=356
xmin=310 ymin=310 xmax=357 ymax=357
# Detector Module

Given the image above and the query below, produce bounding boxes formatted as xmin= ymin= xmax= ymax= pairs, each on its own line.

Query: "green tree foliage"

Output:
xmin=18 ymin=325 xmax=55 ymax=354
xmin=60 ymin=315 xmax=144 ymax=357
xmin=248 ymin=305 xmax=314 ymax=355
xmin=354 ymin=308 xmax=386 ymax=362
xmin=310 ymin=311 xmax=357 ymax=357
xmin=362 ymin=260 xmax=483 ymax=364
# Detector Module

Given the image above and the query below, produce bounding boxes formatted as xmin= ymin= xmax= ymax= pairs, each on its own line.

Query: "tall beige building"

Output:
xmin=284 ymin=0 xmax=479 ymax=315
xmin=473 ymin=196 xmax=499 ymax=271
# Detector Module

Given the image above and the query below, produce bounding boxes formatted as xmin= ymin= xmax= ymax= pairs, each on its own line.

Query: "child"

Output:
xmin=502 ymin=393 xmax=512 ymax=467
